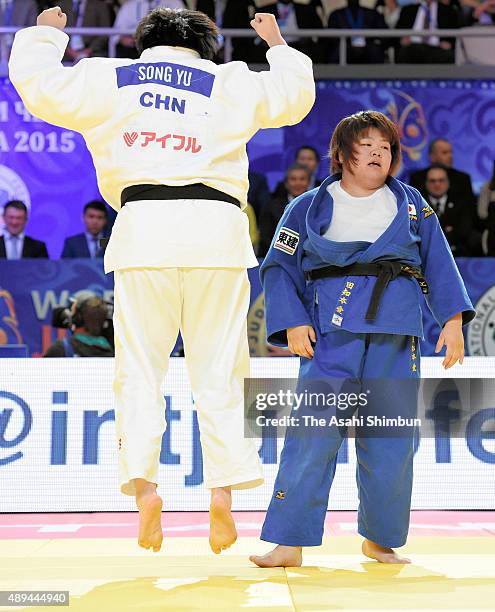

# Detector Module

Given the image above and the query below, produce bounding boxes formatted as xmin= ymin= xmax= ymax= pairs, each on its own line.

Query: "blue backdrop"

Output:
xmin=0 ymin=258 xmax=493 ymax=358
xmin=0 ymin=79 xmax=495 ymax=258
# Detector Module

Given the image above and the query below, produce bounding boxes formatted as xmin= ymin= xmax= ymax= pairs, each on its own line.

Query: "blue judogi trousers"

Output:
xmin=260 ymin=328 xmax=420 ymax=548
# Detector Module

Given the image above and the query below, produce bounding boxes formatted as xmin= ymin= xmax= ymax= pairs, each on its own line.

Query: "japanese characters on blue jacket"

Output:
xmin=260 ymin=174 xmax=476 ymax=346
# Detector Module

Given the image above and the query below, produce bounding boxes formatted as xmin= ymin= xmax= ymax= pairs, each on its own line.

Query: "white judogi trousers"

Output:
xmin=113 ymin=266 xmax=264 ymax=496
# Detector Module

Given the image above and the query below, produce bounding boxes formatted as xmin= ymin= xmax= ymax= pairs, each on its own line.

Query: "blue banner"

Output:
xmin=0 ymin=260 xmax=113 ymax=357
xmin=0 ymin=258 xmax=493 ymax=357
xmin=248 ymin=79 xmax=495 ymax=194
xmin=1 ymin=79 xmax=494 ymax=258
xmin=0 ymin=77 xmax=101 ymax=259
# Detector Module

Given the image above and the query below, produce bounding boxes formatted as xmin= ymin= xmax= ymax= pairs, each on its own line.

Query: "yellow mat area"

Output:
xmin=1 ymin=536 xmax=494 ymax=611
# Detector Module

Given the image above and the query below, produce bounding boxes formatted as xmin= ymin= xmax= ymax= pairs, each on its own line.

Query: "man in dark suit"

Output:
xmin=395 ymin=0 xmax=460 ymax=63
xmin=424 ymin=164 xmax=472 ymax=256
xmin=0 ymin=0 xmax=37 ymax=28
xmin=41 ymin=0 xmax=114 ymax=60
xmin=248 ymin=170 xmax=271 ymax=222
xmin=290 ymin=0 xmax=326 ymax=63
xmin=409 ymin=138 xmax=475 ymax=205
xmin=0 ymin=200 xmax=48 ymax=258
xmin=222 ymin=0 xmax=271 ymax=62
xmin=328 ymin=0 xmax=387 ymax=64
xmin=273 ymin=145 xmax=322 ymax=200
xmin=0 ymin=0 xmax=37 ymax=70
xmin=61 ymin=200 xmax=108 ymax=258
xmin=259 ymin=163 xmax=310 ymax=257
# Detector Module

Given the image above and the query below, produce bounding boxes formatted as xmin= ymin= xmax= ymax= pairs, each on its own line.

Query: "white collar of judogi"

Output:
xmin=141 ymin=46 xmax=201 ymax=60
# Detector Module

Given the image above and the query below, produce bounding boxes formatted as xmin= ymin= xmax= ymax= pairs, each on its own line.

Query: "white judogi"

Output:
xmin=9 ymin=26 xmax=315 ymax=496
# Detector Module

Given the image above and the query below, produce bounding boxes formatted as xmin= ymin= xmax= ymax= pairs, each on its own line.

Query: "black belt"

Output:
xmin=305 ymin=261 xmax=428 ymax=321
xmin=120 ymin=183 xmax=241 ymax=208
xmin=98 ymin=184 xmax=241 ymax=250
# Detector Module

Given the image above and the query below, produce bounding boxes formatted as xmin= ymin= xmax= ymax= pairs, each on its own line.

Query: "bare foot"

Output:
xmin=362 ymin=539 xmax=411 ymax=563
xmin=250 ymin=545 xmax=303 ymax=567
xmin=209 ymin=487 xmax=237 ymax=554
xmin=136 ymin=492 xmax=163 ymax=553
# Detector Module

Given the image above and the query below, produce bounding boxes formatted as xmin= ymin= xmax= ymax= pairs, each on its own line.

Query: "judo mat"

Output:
xmin=1 ymin=511 xmax=494 ymax=612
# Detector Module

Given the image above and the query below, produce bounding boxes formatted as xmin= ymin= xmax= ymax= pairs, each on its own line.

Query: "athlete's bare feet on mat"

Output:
xmin=362 ymin=539 xmax=411 ymax=563
xmin=250 ymin=545 xmax=303 ymax=567
xmin=209 ymin=487 xmax=237 ymax=554
xmin=136 ymin=490 xmax=163 ymax=553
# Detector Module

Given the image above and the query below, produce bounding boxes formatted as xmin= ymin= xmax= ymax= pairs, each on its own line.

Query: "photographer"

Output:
xmin=44 ymin=292 xmax=114 ymax=357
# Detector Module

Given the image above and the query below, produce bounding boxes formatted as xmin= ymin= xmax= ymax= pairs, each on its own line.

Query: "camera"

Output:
xmin=51 ymin=291 xmax=114 ymax=348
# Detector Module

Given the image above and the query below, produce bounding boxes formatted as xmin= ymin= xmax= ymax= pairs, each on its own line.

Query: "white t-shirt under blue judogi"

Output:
xmin=323 ymin=180 xmax=398 ymax=243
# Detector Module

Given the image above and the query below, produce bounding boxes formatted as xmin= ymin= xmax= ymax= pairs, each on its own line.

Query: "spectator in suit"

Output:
xmin=0 ymin=0 xmax=37 ymax=28
xmin=288 ymin=0 xmax=326 ymax=63
xmin=273 ymin=145 xmax=321 ymax=199
xmin=460 ymin=0 xmax=495 ymax=24
xmin=375 ymin=0 xmax=401 ymax=28
xmin=296 ymin=145 xmax=321 ymax=188
xmin=424 ymin=164 xmax=472 ymax=255
xmin=409 ymin=138 xmax=475 ymax=205
xmin=327 ymin=0 xmax=387 ymax=63
xmin=222 ymin=0 xmax=274 ymax=62
xmin=248 ymin=170 xmax=271 ymax=221
xmin=223 ymin=1 xmax=325 ymax=63
xmin=258 ymin=163 xmax=310 ymax=257
xmin=395 ymin=0 xmax=460 ymax=63
xmin=0 ymin=0 xmax=38 ymax=68
xmin=40 ymin=0 xmax=115 ymax=61
xmin=111 ymin=0 xmax=186 ymax=59
xmin=0 ymin=200 xmax=49 ymax=259
xmin=477 ymin=161 xmax=495 ymax=255
xmin=61 ymin=200 xmax=108 ymax=258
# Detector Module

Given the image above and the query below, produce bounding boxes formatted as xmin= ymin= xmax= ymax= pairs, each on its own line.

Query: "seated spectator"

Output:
xmin=295 ymin=145 xmax=322 ymax=188
xmin=328 ymin=0 xmax=387 ymax=64
xmin=222 ymin=0 xmax=276 ymax=62
xmin=223 ymin=1 xmax=325 ymax=63
xmin=61 ymin=200 xmax=109 ymax=258
xmin=41 ymin=0 xmax=115 ymax=61
xmin=248 ymin=170 xmax=271 ymax=222
xmin=409 ymin=138 xmax=475 ymax=205
xmin=478 ymin=161 xmax=495 ymax=255
xmin=395 ymin=0 xmax=460 ymax=63
xmin=285 ymin=0 xmax=326 ymax=63
xmin=111 ymin=0 xmax=187 ymax=59
xmin=460 ymin=0 xmax=495 ymax=24
xmin=258 ymin=163 xmax=311 ymax=257
xmin=375 ymin=0 xmax=401 ymax=28
xmin=44 ymin=293 xmax=114 ymax=357
xmin=0 ymin=0 xmax=37 ymax=70
xmin=424 ymin=164 xmax=472 ymax=255
xmin=273 ymin=145 xmax=322 ymax=199
xmin=1 ymin=0 xmax=37 ymax=26
xmin=0 ymin=200 xmax=48 ymax=259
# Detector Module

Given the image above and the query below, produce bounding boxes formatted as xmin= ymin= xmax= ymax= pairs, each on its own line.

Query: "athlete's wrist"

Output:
xmin=267 ymin=35 xmax=287 ymax=48
xmin=444 ymin=312 xmax=462 ymax=327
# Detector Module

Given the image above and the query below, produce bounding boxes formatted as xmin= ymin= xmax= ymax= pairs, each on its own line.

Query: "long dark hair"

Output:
xmin=135 ymin=8 xmax=219 ymax=60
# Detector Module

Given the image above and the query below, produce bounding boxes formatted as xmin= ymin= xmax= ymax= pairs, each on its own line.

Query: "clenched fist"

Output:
xmin=250 ymin=13 xmax=286 ymax=48
xmin=37 ymin=6 xmax=67 ymax=30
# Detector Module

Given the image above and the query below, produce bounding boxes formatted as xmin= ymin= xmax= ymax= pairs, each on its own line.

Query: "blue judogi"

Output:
xmin=259 ymin=174 xmax=475 ymax=547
